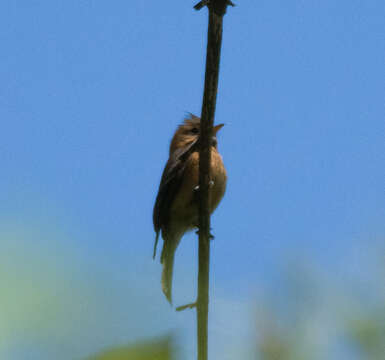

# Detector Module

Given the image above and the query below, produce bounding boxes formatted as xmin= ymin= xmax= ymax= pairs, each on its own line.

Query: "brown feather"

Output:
xmin=153 ymin=114 xmax=227 ymax=304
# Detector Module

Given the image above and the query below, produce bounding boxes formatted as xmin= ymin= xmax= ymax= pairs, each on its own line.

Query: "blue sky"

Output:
xmin=0 ymin=1 xmax=384 ymax=359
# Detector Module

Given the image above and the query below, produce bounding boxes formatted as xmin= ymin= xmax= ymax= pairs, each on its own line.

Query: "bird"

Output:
xmin=153 ymin=114 xmax=227 ymax=304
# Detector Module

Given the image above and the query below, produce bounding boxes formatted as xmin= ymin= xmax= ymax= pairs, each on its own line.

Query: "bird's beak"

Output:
xmin=213 ymin=123 xmax=224 ymax=134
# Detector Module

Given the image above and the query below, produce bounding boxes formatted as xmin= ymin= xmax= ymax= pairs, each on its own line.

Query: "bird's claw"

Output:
xmin=193 ymin=181 xmax=213 ymax=192
xmin=195 ymin=229 xmax=215 ymax=240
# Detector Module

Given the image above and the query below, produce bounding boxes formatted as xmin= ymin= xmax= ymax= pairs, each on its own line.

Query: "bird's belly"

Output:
xmin=210 ymin=151 xmax=227 ymax=212
xmin=169 ymin=150 xmax=226 ymax=229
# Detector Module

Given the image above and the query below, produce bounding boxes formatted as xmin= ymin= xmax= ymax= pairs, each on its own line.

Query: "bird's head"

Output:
xmin=169 ymin=114 xmax=224 ymax=154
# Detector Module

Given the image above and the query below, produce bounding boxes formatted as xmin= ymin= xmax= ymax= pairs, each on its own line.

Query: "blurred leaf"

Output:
xmin=348 ymin=316 xmax=385 ymax=358
xmin=259 ymin=333 xmax=291 ymax=360
xmin=86 ymin=336 xmax=173 ymax=360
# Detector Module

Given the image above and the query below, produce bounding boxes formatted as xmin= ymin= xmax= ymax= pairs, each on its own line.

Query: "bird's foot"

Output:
xmin=193 ymin=180 xmax=214 ymax=192
xmin=195 ymin=229 xmax=215 ymax=240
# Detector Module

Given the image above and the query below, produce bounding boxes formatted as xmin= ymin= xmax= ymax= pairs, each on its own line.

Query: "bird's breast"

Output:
xmin=169 ymin=148 xmax=226 ymax=229
xmin=210 ymin=149 xmax=227 ymax=213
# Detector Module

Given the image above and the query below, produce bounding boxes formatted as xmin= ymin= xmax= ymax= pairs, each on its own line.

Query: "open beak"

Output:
xmin=213 ymin=123 xmax=224 ymax=134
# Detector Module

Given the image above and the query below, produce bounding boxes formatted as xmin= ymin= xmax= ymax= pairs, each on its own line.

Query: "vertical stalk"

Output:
xmin=197 ymin=2 xmax=230 ymax=359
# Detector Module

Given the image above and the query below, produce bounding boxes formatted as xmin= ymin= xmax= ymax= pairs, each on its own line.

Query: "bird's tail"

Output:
xmin=160 ymin=233 xmax=181 ymax=304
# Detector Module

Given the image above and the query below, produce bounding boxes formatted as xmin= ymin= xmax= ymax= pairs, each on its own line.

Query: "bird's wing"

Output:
xmin=153 ymin=139 xmax=198 ymax=258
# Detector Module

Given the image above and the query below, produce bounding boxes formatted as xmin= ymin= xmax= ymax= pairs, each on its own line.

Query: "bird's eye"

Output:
xmin=191 ymin=127 xmax=199 ymax=134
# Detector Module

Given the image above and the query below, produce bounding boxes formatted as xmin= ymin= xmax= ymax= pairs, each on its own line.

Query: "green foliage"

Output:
xmin=348 ymin=315 xmax=385 ymax=359
xmin=86 ymin=336 xmax=173 ymax=360
xmin=255 ymin=261 xmax=385 ymax=360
